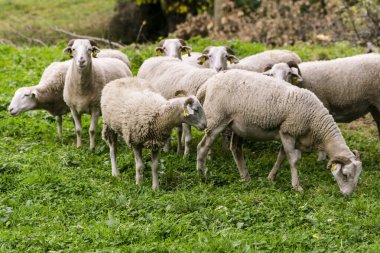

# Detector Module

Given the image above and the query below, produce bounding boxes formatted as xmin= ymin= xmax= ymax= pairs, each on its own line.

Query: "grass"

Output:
xmin=0 ymin=0 xmax=116 ymax=45
xmin=1 ymin=38 xmax=380 ymax=252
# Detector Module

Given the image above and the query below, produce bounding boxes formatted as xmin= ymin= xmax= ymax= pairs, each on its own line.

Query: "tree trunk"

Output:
xmin=214 ymin=0 xmax=223 ymax=31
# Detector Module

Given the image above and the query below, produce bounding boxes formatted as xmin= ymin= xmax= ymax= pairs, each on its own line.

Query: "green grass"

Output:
xmin=0 ymin=0 xmax=116 ymax=45
xmin=1 ymin=39 xmax=380 ymax=252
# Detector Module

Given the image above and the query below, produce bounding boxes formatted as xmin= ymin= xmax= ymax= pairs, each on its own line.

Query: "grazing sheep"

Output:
xmin=8 ymin=61 xmax=70 ymax=138
xmin=63 ymin=39 xmax=132 ymax=150
xmin=101 ymin=77 xmax=207 ymax=190
xmin=197 ymin=69 xmax=362 ymax=195
xmin=155 ymin=38 xmax=192 ymax=59
xmin=229 ymin=49 xmax=302 ymax=72
xmin=266 ymin=54 xmax=380 ymax=154
xmin=8 ymin=49 xmax=132 ymax=138
xmin=137 ymin=56 xmax=216 ymax=155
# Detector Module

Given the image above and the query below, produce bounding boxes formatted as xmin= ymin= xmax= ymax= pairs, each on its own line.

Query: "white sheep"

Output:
xmin=194 ymin=47 xmax=301 ymax=72
xmin=63 ymin=39 xmax=132 ymax=150
xmin=265 ymin=54 xmax=380 ymax=155
xmin=137 ymin=56 xmax=216 ymax=155
xmin=101 ymin=77 xmax=207 ymax=190
xmin=197 ymin=69 xmax=362 ymax=195
xmin=8 ymin=60 xmax=70 ymax=138
xmin=8 ymin=49 xmax=132 ymax=138
xmin=155 ymin=38 xmax=192 ymax=59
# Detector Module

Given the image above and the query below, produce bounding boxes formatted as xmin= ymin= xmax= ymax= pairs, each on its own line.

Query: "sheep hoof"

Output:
xmin=112 ymin=171 xmax=120 ymax=177
xmin=240 ymin=176 xmax=251 ymax=182
xmin=293 ymin=185 xmax=303 ymax=192
xmin=152 ymin=185 xmax=160 ymax=191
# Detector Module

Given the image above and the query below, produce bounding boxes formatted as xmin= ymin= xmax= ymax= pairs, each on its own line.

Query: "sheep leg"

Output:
xmin=197 ymin=124 xmax=227 ymax=176
xmin=56 ymin=115 xmax=63 ymax=139
xmin=89 ymin=110 xmax=100 ymax=151
xmin=267 ymin=146 xmax=286 ymax=181
xmin=70 ymin=109 xmax=82 ymax=148
xmin=279 ymin=132 xmax=303 ymax=191
xmin=230 ymin=133 xmax=250 ymax=181
xmin=183 ymin=124 xmax=192 ymax=156
xmin=221 ymin=128 xmax=232 ymax=151
xmin=176 ymin=125 xmax=183 ymax=154
xmin=317 ymin=151 xmax=327 ymax=161
xmin=102 ymin=125 xmax=119 ymax=176
xmin=151 ymin=149 xmax=160 ymax=191
xmin=370 ymin=107 xmax=380 ymax=153
xmin=163 ymin=137 xmax=170 ymax=153
xmin=132 ymin=146 xmax=145 ymax=185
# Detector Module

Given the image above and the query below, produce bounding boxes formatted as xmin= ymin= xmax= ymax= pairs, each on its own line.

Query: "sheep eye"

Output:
xmin=72 ymin=48 xmax=76 ymax=51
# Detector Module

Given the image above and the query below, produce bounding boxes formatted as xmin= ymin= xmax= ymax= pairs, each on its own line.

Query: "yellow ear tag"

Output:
xmin=229 ymin=58 xmax=234 ymax=64
xmin=183 ymin=109 xmax=187 ymax=117
xmin=331 ymin=164 xmax=337 ymax=171
xmin=201 ymin=57 xmax=206 ymax=63
xmin=92 ymin=51 xmax=97 ymax=58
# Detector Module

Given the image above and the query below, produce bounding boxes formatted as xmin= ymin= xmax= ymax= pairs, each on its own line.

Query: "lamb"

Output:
xmin=137 ymin=56 xmax=216 ymax=155
xmin=63 ymin=39 xmax=132 ymax=150
xmin=265 ymin=54 xmax=380 ymax=154
xmin=8 ymin=49 xmax=132 ymax=138
xmin=155 ymin=38 xmax=192 ymax=59
xmin=194 ymin=47 xmax=301 ymax=72
xmin=196 ymin=69 xmax=362 ymax=195
xmin=101 ymin=77 xmax=207 ymax=190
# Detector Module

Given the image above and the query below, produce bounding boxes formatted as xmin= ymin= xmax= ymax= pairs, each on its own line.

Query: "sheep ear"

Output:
xmin=263 ymin=63 xmax=274 ymax=72
xmin=352 ymin=150 xmax=362 ymax=161
xmin=180 ymin=46 xmax=192 ymax=56
xmin=155 ymin=47 xmax=164 ymax=56
xmin=92 ymin=46 xmax=100 ymax=57
xmin=197 ymin=55 xmax=208 ymax=65
xmin=63 ymin=47 xmax=72 ymax=55
xmin=328 ymin=162 xmax=342 ymax=176
xmin=175 ymin=90 xmax=188 ymax=97
xmin=183 ymin=97 xmax=195 ymax=116
xmin=31 ymin=90 xmax=38 ymax=100
xmin=227 ymin=54 xmax=239 ymax=64
xmin=290 ymin=68 xmax=303 ymax=83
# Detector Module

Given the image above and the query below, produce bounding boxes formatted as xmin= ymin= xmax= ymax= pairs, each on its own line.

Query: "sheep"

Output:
xmin=98 ymin=49 xmax=131 ymax=69
xmin=8 ymin=60 xmax=70 ymax=138
xmin=196 ymin=69 xmax=362 ymax=195
xmin=194 ymin=47 xmax=301 ymax=72
xmin=155 ymin=38 xmax=192 ymax=59
xmin=101 ymin=77 xmax=207 ymax=190
xmin=63 ymin=39 xmax=132 ymax=150
xmin=137 ymin=56 xmax=216 ymax=155
xmin=265 ymin=54 xmax=380 ymax=155
xmin=8 ymin=49 xmax=132 ymax=138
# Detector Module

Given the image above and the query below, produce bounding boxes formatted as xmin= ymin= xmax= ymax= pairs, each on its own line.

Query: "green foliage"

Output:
xmin=1 ymin=38 xmax=379 ymax=252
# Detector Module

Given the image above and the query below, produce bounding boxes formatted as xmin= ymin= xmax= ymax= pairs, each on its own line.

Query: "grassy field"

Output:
xmin=1 ymin=39 xmax=380 ymax=252
xmin=0 ymin=0 xmax=116 ymax=45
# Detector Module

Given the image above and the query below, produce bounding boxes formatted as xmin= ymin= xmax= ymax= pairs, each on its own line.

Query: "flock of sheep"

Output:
xmin=10 ymin=38 xmax=380 ymax=195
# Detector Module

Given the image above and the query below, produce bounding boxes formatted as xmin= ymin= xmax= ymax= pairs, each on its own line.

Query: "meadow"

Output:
xmin=1 ymin=38 xmax=380 ymax=252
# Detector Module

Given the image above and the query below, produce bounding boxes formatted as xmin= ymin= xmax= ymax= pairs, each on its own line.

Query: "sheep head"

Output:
xmin=327 ymin=150 xmax=362 ymax=196
xmin=155 ymin=39 xmax=192 ymax=59
xmin=64 ymin=39 xmax=100 ymax=70
xmin=172 ymin=94 xmax=207 ymax=131
xmin=197 ymin=46 xmax=239 ymax=72
xmin=8 ymin=87 xmax=38 ymax=116
xmin=262 ymin=61 xmax=303 ymax=84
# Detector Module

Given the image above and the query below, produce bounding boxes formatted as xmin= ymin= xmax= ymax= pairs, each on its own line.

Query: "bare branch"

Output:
xmin=52 ymin=26 xmax=125 ymax=48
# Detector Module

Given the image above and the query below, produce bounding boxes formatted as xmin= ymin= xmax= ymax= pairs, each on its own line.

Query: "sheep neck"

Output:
xmin=70 ymin=61 xmax=93 ymax=94
xmin=155 ymin=100 xmax=184 ymax=133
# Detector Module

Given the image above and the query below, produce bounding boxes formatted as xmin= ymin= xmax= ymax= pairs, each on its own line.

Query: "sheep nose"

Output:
xmin=216 ymin=67 xmax=223 ymax=72
xmin=9 ymin=107 xmax=16 ymax=116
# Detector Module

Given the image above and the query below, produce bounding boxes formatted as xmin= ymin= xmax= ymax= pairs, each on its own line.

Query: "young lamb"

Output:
xmin=101 ymin=77 xmax=207 ymax=190
xmin=197 ymin=69 xmax=362 ymax=195
xmin=8 ymin=49 xmax=132 ymax=138
xmin=63 ymin=39 xmax=132 ymax=150
xmin=137 ymin=56 xmax=216 ymax=155
xmin=265 ymin=54 xmax=380 ymax=154
xmin=155 ymin=38 xmax=192 ymax=59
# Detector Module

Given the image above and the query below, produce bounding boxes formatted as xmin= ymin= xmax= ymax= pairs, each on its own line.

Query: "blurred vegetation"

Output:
xmin=0 ymin=0 xmax=379 ymax=47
